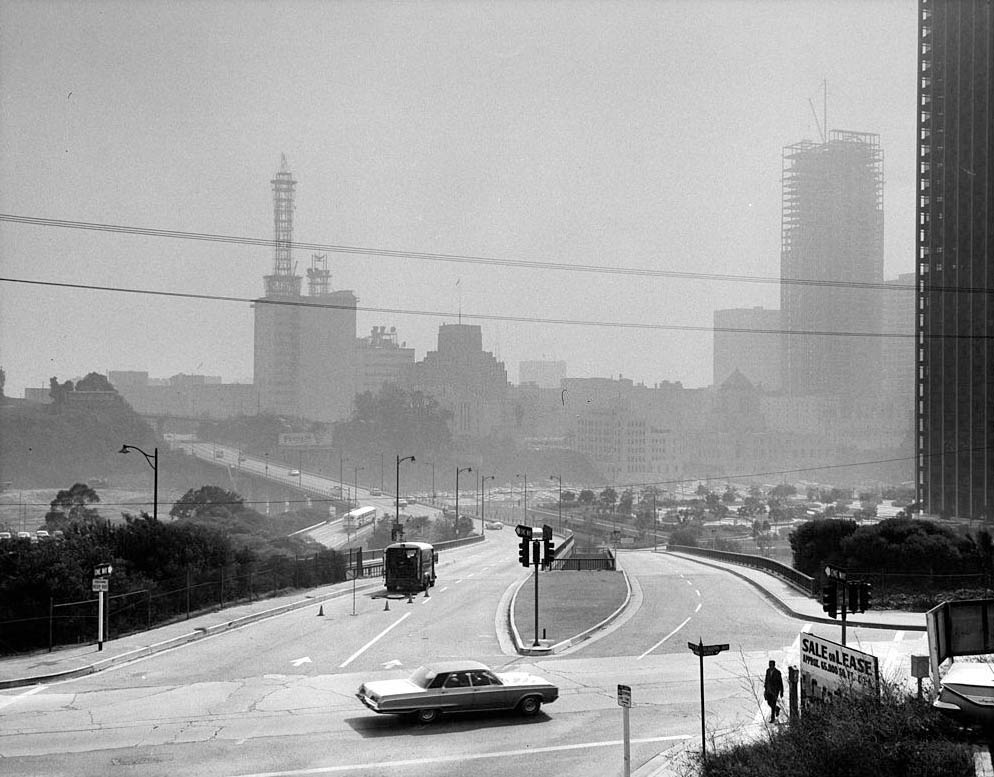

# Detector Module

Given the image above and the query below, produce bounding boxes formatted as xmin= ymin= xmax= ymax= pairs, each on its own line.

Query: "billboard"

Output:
xmin=800 ymin=633 xmax=879 ymax=705
xmin=278 ymin=432 xmax=317 ymax=447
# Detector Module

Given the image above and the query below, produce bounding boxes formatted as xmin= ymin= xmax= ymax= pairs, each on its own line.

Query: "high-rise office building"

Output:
xmin=780 ymin=131 xmax=884 ymax=399
xmin=916 ymin=0 xmax=993 ymax=519
xmin=253 ymin=157 xmax=357 ymax=422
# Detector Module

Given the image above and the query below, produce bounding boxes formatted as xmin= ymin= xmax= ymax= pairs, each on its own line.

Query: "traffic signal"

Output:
xmin=821 ymin=581 xmax=838 ymax=618
xmin=518 ymin=537 xmax=531 ymax=567
xmin=858 ymin=582 xmax=872 ymax=612
xmin=391 ymin=525 xmax=404 ymax=542
xmin=542 ymin=524 xmax=555 ymax=566
xmin=846 ymin=581 xmax=861 ymax=613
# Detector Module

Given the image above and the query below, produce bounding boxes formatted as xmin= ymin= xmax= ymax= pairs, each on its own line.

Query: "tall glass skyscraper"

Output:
xmin=916 ymin=0 xmax=993 ymax=519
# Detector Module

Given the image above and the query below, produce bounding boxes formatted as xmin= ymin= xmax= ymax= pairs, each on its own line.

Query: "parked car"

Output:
xmin=370 ymin=487 xmax=382 ymax=496
xmin=356 ymin=660 xmax=559 ymax=723
xmin=933 ymin=662 xmax=994 ymax=727
xmin=35 ymin=530 xmax=51 ymax=540
xmin=288 ymin=469 xmax=301 ymax=477
xmin=485 ymin=520 xmax=503 ymax=530
xmin=17 ymin=531 xmax=32 ymax=540
xmin=0 ymin=531 xmax=12 ymax=541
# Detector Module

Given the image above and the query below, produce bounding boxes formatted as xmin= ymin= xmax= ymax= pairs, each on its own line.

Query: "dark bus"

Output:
xmin=384 ymin=541 xmax=437 ymax=592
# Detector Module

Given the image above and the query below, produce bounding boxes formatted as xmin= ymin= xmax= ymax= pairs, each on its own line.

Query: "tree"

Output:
xmin=599 ymin=487 xmax=617 ymax=512
xmin=561 ymin=491 xmax=576 ymax=506
xmin=45 ymin=483 xmax=102 ymax=530
xmin=578 ymin=490 xmax=595 ymax=506
xmin=789 ymin=518 xmax=858 ymax=576
xmin=76 ymin=372 xmax=116 ymax=392
xmin=170 ymin=486 xmax=245 ymax=522
xmin=618 ymin=489 xmax=634 ymax=515
xmin=770 ymin=484 xmax=797 ymax=499
xmin=722 ymin=486 xmax=739 ymax=504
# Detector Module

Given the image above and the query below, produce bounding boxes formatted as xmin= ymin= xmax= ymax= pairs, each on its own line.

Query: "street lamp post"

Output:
xmin=119 ymin=444 xmax=158 ymax=521
xmin=353 ymin=465 xmax=364 ymax=509
xmin=396 ymin=455 xmax=415 ymax=539
xmin=550 ymin=475 xmax=562 ymax=534
xmin=516 ymin=473 xmax=528 ymax=524
xmin=455 ymin=466 xmax=473 ymax=531
xmin=481 ymin=475 xmax=495 ymax=535
xmin=431 ymin=462 xmax=436 ymax=501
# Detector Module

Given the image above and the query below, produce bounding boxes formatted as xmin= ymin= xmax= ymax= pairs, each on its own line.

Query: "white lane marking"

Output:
xmin=291 ymin=656 xmax=312 ymax=667
xmin=338 ymin=612 xmax=412 ymax=668
xmin=894 ymin=631 xmax=905 ymax=642
xmin=638 ymin=616 xmax=692 ymax=660
xmin=439 ymin=586 xmax=449 ymax=592
xmin=466 ymin=573 xmax=475 ymax=578
xmin=236 ymin=735 xmax=694 ymax=776
xmin=694 ymin=603 xmax=702 ymax=613
xmin=0 ymin=684 xmax=46 ymax=710
xmin=694 ymin=589 xmax=701 ymax=597
xmin=685 ymin=579 xmax=693 ymax=586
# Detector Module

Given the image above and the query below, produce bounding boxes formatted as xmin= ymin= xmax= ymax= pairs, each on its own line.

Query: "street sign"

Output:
xmin=93 ymin=564 xmax=113 ymax=577
xmin=515 ymin=524 xmax=533 ymax=539
xmin=687 ymin=641 xmax=729 ymax=657
xmin=824 ymin=564 xmax=847 ymax=581
xmin=92 ymin=578 xmax=109 ymax=592
xmin=617 ymin=684 xmax=632 ymax=708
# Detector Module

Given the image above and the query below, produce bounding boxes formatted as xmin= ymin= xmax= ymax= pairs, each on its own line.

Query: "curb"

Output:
xmin=666 ymin=551 xmax=926 ymax=632
xmin=1 ymin=582 xmax=382 ymax=690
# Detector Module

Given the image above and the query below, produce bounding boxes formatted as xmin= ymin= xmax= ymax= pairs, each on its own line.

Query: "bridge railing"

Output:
xmin=667 ymin=544 xmax=816 ymax=596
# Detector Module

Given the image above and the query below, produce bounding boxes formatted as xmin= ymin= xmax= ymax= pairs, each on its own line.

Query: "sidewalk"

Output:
xmin=664 ymin=549 xmax=927 ymax=632
xmin=0 ymin=578 xmax=382 ymax=690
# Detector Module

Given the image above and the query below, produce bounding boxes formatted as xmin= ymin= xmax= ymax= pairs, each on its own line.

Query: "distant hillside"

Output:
xmin=0 ymin=397 xmax=158 ymax=487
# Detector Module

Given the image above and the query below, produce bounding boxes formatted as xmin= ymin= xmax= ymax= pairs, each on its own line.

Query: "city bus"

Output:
xmin=343 ymin=506 xmax=377 ymax=532
xmin=384 ymin=541 xmax=437 ymax=592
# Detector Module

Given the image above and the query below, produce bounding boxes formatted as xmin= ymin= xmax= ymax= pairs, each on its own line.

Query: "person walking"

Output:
xmin=764 ymin=659 xmax=784 ymax=722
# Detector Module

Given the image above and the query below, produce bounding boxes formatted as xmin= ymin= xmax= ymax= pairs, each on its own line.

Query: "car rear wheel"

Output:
xmin=518 ymin=696 xmax=542 ymax=716
xmin=415 ymin=708 xmax=440 ymax=724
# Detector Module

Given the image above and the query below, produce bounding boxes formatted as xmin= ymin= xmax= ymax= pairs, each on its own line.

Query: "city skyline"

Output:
xmin=1 ymin=1 xmax=918 ymax=398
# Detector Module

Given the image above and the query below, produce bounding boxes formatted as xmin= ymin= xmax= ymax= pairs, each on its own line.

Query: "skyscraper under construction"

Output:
xmin=253 ymin=155 xmax=357 ymax=423
xmin=916 ymin=0 xmax=993 ymax=520
xmin=780 ymin=130 xmax=884 ymax=400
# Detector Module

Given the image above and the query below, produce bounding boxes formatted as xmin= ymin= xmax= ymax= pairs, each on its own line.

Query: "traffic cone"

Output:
xmin=407 ymin=591 xmax=414 ymax=604
xmin=383 ymin=597 xmax=390 ymax=611
xmin=317 ymin=605 xmax=324 ymax=617
xmin=424 ymin=587 xmax=430 ymax=599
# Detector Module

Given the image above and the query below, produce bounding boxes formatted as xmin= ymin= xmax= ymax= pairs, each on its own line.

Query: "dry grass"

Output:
xmin=512 ymin=569 xmax=627 ymax=645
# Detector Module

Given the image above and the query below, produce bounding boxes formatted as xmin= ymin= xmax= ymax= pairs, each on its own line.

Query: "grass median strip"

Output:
xmin=513 ymin=569 xmax=627 ymax=645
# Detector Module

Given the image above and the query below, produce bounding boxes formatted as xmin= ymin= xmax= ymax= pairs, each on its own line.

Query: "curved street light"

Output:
xmin=353 ymin=465 xmax=364 ymax=509
xmin=481 ymin=475 xmax=495 ymax=535
xmin=550 ymin=474 xmax=562 ymax=534
xmin=455 ymin=466 xmax=473 ymax=532
xmin=395 ymin=455 xmax=415 ymax=539
xmin=119 ymin=444 xmax=158 ymax=521
xmin=516 ymin=473 xmax=528 ymax=524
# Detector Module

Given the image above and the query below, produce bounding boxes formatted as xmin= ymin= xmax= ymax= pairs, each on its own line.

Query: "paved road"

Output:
xmin=0 ymin=545 xmax=931 ymax=777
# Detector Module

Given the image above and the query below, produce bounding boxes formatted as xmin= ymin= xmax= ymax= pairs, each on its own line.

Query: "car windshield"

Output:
xmin=409 ymin=666 xmax=437 ymax=689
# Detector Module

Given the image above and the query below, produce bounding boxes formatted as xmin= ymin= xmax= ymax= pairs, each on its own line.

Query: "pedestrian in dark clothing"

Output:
xmin=764 ymin=659 xmax=784 ymax=722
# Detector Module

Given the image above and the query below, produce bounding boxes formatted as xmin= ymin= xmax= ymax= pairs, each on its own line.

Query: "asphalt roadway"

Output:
xmin=2 ymin=549 xmax=967 ymax=777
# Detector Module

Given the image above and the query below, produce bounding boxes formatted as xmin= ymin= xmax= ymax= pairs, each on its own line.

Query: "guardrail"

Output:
xmin=345 ymin=534 xmax=487 ymax=579
xmin=668 ymin=544 xmax=816 ymax=596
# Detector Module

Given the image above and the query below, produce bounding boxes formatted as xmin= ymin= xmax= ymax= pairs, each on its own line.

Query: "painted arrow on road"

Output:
xmin=291 ymin=657 xmax=312 ymax=667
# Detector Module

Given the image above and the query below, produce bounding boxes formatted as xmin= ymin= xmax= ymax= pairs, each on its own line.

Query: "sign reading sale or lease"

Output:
xmin=800 ymin=632 xmax=879 ymax=704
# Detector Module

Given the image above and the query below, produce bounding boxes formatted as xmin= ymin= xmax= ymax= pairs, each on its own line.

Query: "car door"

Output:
xmin=437 ymin=671 xmax=475 ymax=711
xmin=468 ymin=669 xmax=511 ymax=710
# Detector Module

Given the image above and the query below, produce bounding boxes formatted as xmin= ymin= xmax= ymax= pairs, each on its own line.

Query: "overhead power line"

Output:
xmin=6 ymin=212 xmax=985 ymax=295
xmin=1 ymin=275 xmax=934 ymax=339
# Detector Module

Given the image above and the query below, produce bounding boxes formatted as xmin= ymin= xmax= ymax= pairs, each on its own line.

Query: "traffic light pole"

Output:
xmin=533 ymin=538 xmax=541 ymax=647
xmin=840 ymin=582 xmax=847 ymax=646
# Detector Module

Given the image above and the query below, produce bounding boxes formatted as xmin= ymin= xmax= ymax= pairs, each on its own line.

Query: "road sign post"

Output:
xmin=92 ymin=564 xmax=112 ymax=651
xmin=618 ymin=684 xmax=632 ymax=777
xmin=687 ymin=639 xmax=729 ymax=759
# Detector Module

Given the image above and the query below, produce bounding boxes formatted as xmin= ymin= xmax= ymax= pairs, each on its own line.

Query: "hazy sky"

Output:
xmin=0 ymin=0 xmax=918 ymax=397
